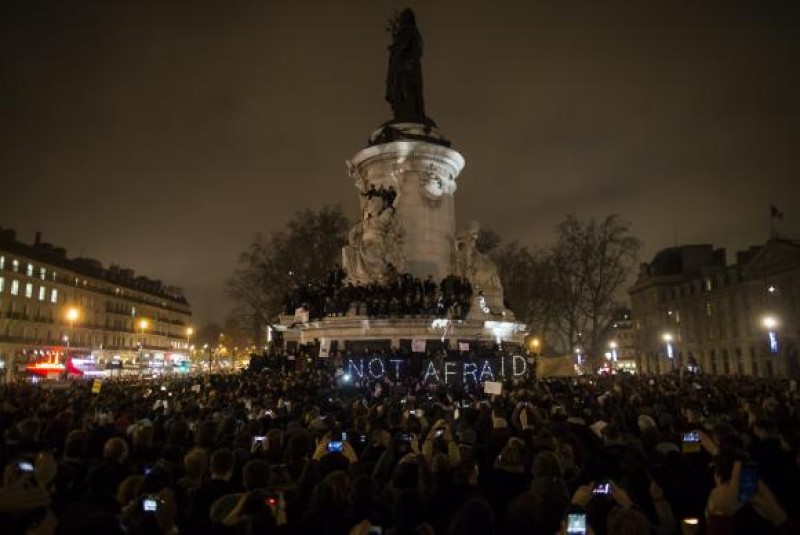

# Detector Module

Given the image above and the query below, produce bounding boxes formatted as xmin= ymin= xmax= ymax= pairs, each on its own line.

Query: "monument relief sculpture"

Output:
xmin=454 ymin=221 xmax=505 ymax=313
xmin=342 ymin=174 xmax=406 ymax=285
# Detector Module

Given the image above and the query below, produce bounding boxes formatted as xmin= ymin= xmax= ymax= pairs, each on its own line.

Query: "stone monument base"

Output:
xmin=277 ymin=314 xmax=525 ymax=356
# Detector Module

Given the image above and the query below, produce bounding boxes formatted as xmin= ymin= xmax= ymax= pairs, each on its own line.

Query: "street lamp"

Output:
xmin=65 ymin=307 xmax=79 ymax=350
xmin=762 ymin=315 xmax=779 ymax=354
xmin=662 ymin=333 xmax=674 ymax=359
xmin=138 ymin=319 xmax=149 ymax=366
xmin=609 ymin=341 xmax=618 ymax=362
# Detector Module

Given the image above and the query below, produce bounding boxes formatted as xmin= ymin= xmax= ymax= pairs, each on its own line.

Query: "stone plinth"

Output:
xmin=346 ymin=127 xmax=464 ymax=282
xmin=278 ymin=314 xmax=526 ymax=351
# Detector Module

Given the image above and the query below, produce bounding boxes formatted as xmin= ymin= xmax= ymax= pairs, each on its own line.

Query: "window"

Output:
xmin=39 ymin=267 xmax=46 ymax=280
xmin=0 ymin=256 xmax=4 ymax=269
xmin=26 ymin=263 xmax=33 ymax=277
xmin=11 ymin=280 xmax=19 ymax=295
xmin=25 ymin=283 xmax=33 ymax=298
xmin=50 ymin=288 xmax=58 ymax=303
xmin=38 ymin=286 xmax=46 ymax=301
xmin=0 ymin=277 xmax=3 ymax=293
xmin=12 ymin=259 xmax=19 ymax=272
xmin=51 ymin=271 xmax=56 ymax=281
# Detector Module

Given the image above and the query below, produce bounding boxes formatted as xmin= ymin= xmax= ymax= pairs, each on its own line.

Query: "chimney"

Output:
xmin=35 ymin=231 xmax=42 ymax=246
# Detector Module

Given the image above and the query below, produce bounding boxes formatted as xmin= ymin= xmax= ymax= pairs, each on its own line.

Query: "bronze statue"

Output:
xmin=386 ymin=9 xmax=430 ymax=124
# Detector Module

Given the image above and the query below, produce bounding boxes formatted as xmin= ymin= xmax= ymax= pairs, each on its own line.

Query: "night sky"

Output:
xmin=2 ymin=0 xmax=799 ymax=325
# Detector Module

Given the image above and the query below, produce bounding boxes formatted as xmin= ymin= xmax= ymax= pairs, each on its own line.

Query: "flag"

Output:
xmin=770 ymin=204 xmax=784 ymax=220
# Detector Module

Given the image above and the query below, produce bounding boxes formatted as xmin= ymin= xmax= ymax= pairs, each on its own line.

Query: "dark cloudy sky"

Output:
xmin=2 ymin=0 xmax=799 ymax=325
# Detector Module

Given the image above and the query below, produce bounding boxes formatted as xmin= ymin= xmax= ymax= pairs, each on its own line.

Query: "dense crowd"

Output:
xmin=1 ymin=358 xmax=799 ymax=535
xmin=283 ymin=270 xmax=473 ymax=321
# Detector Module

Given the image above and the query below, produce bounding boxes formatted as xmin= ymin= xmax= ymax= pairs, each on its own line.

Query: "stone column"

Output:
xmin=349 ymin=135 xmax=465 ymax=282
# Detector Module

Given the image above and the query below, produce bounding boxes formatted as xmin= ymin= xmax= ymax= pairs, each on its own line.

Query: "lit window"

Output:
xmin=26 ymin=263 xmax=33 ymax=276
xmin=0 ymin=256 xmax=4 ymax=269
xmin=38 ymin=286 xmax=46 ymax=301
xmin=12 ymin=259 xmax=19 ymax=272
xmin=25 ymin=283 xmax=33 ymax=298
xmin=0 ymin=277 xmax=4 ymax=293
xmin=52 ymin=271 xmax=56 ymax=281
xmin=11 ymin=280 xmax=19 ymax=295
xmin=39 ymin=267 xmax=46 ymax=280
xmin=50 ymin=288 xmax=58 ymax=303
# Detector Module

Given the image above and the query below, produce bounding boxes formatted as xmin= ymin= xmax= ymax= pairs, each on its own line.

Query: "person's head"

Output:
xmin=131 ymin=423 xmax=154 ymax=449
xmin=194 ymin=421 xmax=217 ymax=449
xmin=448 ymin=498 xmax=494 ymax=535
xmin=183 ymin=450 xmax=208 ymax=483
xmin=64 ymin=430 xmax=89 ymax=459
xmin=393 ymin=489 xmax=426 ymax=533
xmin=637 ymin=415 xmax=657 ymax=434
xmin=532 ymin=451 xmax=563 ymax=480
xmin=453 ymin=459 xmax=479 ymax=487
xmin=351 ymin=475 xmax=377 ymax=521
xmin=311 ymin=470 xmax=351 ymax=509
xmin=103 ymin=437 xmax=129 ymax=464
xmin=607 ymin=506 xmax=650 ymax=535
xmin=209 ymin=448 xmax=235 ymax=480
xmin=116 ymin=475 xmax=144 ymax=506
xmin=243 ymin=460 xmax=270 ymax=491
xmin=753 ymin=418 xmax=777 ymax=440
xmin=496 ymin=438 xmax=526 ymax=471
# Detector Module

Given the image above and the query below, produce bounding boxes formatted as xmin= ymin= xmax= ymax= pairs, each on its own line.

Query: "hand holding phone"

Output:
xmin=327 ymin=441 xmax=343 ymax=453
xmin=682 ymin=431 xmax=701 ymax=453
xmin=566 ymin=507 xmax=587 ymax=535
xmin=142 ymin=496 xmax=161 ymax=513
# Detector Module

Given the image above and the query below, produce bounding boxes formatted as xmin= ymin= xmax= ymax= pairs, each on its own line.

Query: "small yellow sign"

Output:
xmin=91 ymin=379 xmax=102 ymax=394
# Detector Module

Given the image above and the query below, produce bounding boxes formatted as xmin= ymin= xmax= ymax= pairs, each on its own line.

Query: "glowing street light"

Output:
xmin=65 ymin=306 xmax=80 ymax=354
xmin=138 ymin=319 xmax=149 ymax=364
xmin=762 ymin=315 xmax=779 ymax=354
xmin=662 ymin=333 xmax=674 ymax=359
xmin=609 ymin=341 xmax=618 ymax=361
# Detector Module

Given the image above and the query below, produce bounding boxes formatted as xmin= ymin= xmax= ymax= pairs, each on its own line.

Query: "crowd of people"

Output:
xmin=283 ymin=270 xmax=474 ymax=322
xmin=1 ymin=356 xmax=798 ymax=535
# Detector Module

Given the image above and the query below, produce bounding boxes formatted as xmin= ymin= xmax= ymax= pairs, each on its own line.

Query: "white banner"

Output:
xmin=484 ymin=381 xmax=502 ymax=395
xmin=458 ymin=342 xmax=470 ymax=352
xmin=411 ymin=339 xmax=426 ymax=353
xmin=319 ymin=338 xmax=330 ymax=358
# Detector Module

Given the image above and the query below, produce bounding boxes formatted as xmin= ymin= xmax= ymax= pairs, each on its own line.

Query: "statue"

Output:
xmin=385 ymin=9 xmax=430 ymax=124
xmin=454 ymin=221 xmax=504 ymax=314
xmin=342 ymin=185 xmax=406 ymax=285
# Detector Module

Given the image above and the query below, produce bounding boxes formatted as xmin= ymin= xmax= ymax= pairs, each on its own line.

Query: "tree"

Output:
xmin=492 ymin=242 xmax=558 ymax=352
xmin=550 ymin=214 xmax=641 ymax=362
xmin=227 ymin=205 xmax=350 ymax=346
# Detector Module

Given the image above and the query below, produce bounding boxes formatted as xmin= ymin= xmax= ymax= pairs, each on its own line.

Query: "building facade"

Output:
xmin=0 ymin=227 xmax=192 ymax=381
xmin=600 ymin=309 xmax=637 ymax=373
xmin=629 ymin=240 xmax=800 ymax=377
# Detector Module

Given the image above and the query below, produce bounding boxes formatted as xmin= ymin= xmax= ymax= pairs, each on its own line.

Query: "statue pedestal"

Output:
xmin=348 ymin=129 xmax=464 ymax=282
xmin=278 ymin=314 xmax=525 ymax=354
